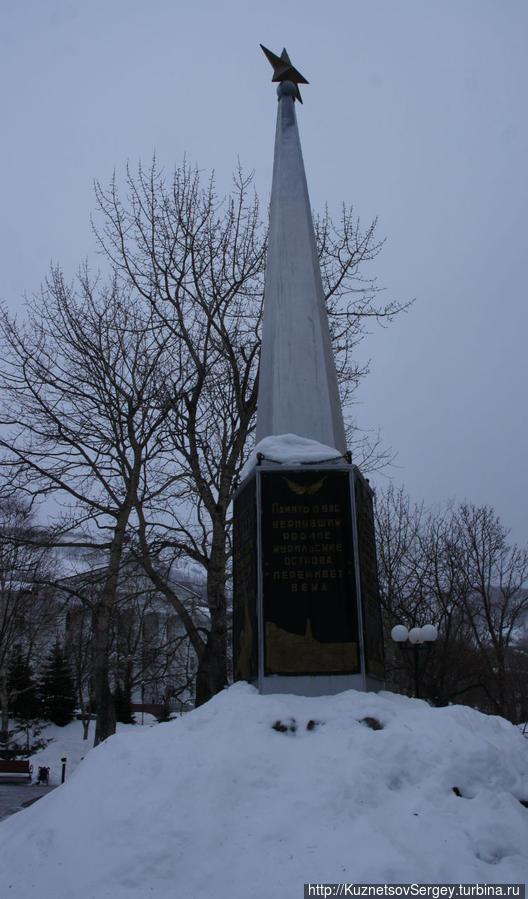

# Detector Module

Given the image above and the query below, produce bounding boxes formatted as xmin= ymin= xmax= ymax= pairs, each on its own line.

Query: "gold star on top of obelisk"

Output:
xmin=260 ymin=44 xmax=309 ymax=103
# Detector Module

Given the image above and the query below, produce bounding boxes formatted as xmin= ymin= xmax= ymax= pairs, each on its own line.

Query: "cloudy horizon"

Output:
xmin=1 ymin=0 xmax=526 ymax=548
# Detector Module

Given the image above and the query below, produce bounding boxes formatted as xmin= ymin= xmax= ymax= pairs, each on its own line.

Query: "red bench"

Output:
xmin=0 ymin=759 xmax=33 ymax=783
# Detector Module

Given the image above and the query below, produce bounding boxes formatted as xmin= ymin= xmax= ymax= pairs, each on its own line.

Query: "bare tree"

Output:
xmin=375 ymin=487 xmax=528 ymax=718
xmin=58 ymin=559 xmax=201 ymax=732
xmin=111 ymin=591 xmax=199 ymax=715
xmin=63 ymin=598 xmax=94 ymax=740
xmin=454 ymin=503 xmax=528 ymax=718
xmin=93 ymin=160 xmax=409 ymax=703
xmin=0 ymin=279 xmax=180 ymax=743
xmin=374 ymin=486 xmax=439 ymax=697
xmin=0 ymin=158 xmax=409 ymax=717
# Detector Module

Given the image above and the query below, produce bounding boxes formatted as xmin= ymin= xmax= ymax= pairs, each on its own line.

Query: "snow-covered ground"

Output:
xmin=0 ymin=684 xmax=527 ymax=897
xmin=26 ymin=716 xmax=159 ymax=786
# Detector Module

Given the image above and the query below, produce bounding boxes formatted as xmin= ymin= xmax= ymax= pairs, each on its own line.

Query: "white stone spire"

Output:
xmin=256 ymin=80 xmax=347 ymax=454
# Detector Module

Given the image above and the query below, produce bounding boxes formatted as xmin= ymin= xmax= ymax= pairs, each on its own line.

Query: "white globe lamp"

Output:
xmin=391 ymin=624 xmax=409 ymax=643
xmin=408 ymin=627 xmax=423 ymax=644
xmin=421 ymin=624 xmax=438 ymax=642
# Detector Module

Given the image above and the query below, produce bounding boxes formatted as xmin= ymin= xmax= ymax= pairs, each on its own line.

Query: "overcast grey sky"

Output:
xmin=1 ymin=0 xmax=527 ymax=547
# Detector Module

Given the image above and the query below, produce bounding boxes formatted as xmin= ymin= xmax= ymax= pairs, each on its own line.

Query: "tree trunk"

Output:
xmin=195 ymin=617 xmax=227 ymax=706
xmin=76 ymin=683 xmax=91 ymax=740
xmin=93 ymin=600 xmax=116 ymax=745
xmin=93 ymin=463 xmax=141 ymax=745
xmin=0 ymin=667 xmax=9 ymax=741
xmin=195 ymin=525 xmax=228 ymax=706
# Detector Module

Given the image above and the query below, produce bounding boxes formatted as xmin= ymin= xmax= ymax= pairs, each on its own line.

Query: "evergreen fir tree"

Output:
xmin=8 ymin=651 xmax=40 ymax=721
xmin=113 ymin=681 xmax=135 ymax=724
xmin=39 ymin=643 xmax=77 ymax=726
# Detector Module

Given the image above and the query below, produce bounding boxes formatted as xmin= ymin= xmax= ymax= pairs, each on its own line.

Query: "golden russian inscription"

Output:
xmin=261 ymin=470 xmax=359 ymax=675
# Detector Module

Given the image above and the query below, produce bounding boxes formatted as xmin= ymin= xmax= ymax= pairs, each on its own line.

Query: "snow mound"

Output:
xmin=241 ymin=433 xmax=343 ymax=479
xmin=1 ymin=685 xmax=527 ymax=897
xmin=26 ymin=717 xmax=159 ymax=786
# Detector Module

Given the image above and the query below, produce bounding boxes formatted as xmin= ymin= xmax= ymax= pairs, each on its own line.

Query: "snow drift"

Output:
xmin=240 ymin=433 xmax=344 ymax=479
xmin=0 ymin=684 xmax=527 ymax=898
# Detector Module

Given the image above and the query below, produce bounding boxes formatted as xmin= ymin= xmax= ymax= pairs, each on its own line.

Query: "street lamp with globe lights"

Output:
xmin=390 ymin=623 xmax=438 ymax=699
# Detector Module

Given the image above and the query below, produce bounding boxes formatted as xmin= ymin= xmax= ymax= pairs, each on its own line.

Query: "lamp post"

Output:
xmin=391 ymin=623 xmax=438 ymax=699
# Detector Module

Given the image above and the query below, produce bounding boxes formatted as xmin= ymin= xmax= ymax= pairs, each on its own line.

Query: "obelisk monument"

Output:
xmin=256 ymin=48 xmax=346 ymax=453
xmin=232 ymin=47 xmax=384 ymax=695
